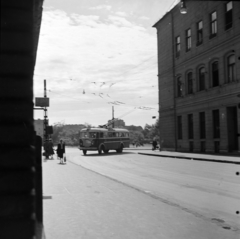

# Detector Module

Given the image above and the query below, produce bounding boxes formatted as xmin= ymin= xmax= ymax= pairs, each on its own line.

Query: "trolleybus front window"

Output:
xmin=89 ymin=132 xmax=97 ymax=138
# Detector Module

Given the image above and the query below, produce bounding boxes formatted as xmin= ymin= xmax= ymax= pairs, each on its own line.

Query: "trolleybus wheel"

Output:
xmin=83 ymin=150 xmax=87 ymax=155
xmin=98 ymin=148 xmax=102 ymax=154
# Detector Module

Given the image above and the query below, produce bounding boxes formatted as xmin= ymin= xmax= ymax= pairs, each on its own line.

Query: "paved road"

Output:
xmin=43 ymin=147 xmax=240 ymax=239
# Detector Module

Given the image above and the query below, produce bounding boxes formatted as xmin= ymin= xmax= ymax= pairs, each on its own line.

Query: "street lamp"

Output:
xmin=180 ymin=0 xmax=187 ymax=14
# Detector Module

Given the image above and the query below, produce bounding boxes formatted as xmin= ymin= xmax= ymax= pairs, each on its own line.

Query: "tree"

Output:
xmin=51 ymin=122 xmax=65 ymax=144
xmin=151 ymin=118 xmax=160 ymax=141
xmin=142 ymin=124 xmax=152 ymax=139
xmin=129 ymin=131 xmax=144 ymax=146
xmin=84 ymin=122 xmax=92 ymax=128
xmin=142 ymin=119 xmax=160 ymax=141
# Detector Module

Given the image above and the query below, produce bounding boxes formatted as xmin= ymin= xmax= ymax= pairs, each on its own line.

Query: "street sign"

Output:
xmin=35 ymin=97 xmax=49 ymax=107
xmin=46 ymin=126 xmax=53 ymax=134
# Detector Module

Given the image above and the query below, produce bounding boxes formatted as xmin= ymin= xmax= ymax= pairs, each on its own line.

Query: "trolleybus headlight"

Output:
xmin=91 ymin=140 xmax=95 ymax=146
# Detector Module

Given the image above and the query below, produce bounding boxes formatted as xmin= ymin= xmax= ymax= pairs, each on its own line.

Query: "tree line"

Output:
xmin=51 ymin=120 xmax=160 ymax=146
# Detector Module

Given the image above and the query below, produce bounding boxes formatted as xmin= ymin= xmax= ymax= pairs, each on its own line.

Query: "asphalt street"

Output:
xmin=42 ymin=147 xmax=240 ymax=239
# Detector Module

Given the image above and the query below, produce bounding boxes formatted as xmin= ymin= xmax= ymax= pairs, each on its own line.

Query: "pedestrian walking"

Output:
xmin=44 ymin=139 xmax=51 ymax=159
xmin=152 ymin=137 xmax=158 ymax=151
xmin=57 ymin=139 xmax=65 ymax=164
xmin=48 ymin=139 xmax=55 ymax=159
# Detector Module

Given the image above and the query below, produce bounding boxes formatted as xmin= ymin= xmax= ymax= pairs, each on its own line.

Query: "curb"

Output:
xmin=138 ymin=152 xmax=240 ymax=165
xmin=125 ymin=148 xmax=152 ymax=151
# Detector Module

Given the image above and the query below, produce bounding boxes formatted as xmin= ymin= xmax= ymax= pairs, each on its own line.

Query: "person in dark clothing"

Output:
xmin=152 ymin=137 xmax=158 ymax=150
xmin=57 ymin=139 xmax=65 ymax=164
xmin=44 ymin=139 xmax=51 ymax=159
xmin=48 ymin=139 xmax=55 ymax=159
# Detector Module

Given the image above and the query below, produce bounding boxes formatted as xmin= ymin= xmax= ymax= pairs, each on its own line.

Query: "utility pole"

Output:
xmin=112 ymin=106 xmax=114 ymax=128
xmin=43 ymin=79 xmax=48 ymax=144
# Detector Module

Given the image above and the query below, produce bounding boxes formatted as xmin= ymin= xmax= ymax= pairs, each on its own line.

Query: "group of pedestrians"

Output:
xmin=44 ymin=139 xmax=66 ymax=164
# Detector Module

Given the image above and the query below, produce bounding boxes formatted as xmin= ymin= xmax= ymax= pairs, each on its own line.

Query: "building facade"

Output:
xmin=153 ymin=1 xmax=240 ymax=153
xmin=34 ymin=119 xmax=44 ymax=138
xmin=1 ymin=1 xmax=44 ymax=238
xmin=108 ymin=119 xmax=126 ymax=128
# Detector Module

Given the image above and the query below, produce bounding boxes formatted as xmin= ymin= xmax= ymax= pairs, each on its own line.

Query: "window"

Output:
xmin=177 ymin=116 xmax=182 ymax=139
xmin=199 ymin=112 xmax=206 ymax=139
xmin=188 ymin=114 xmax=194 ymax=139
xmin=196 ymin=21 xmax=203 ymax=46
xmin=176 ymin=36 xmax=180 ymax=57
xmin=227 ymin=55 xmax=235 ymax=82
xmin=189 ymin=141 xmax=194 ymax=152
xmin=186 ymin=29 xmax=191 ymax=51
xmin=212 ymin=61 xmax=219 ymax=87
xmin=225 ymin=1 xmax=233 ymax=30
xmin=210 ymin=11 xmax=217 ymax=37
xmin=214 ymin=141 xmax=220 ymax=153
xmin=200 ymin=141 xmax=206 ymax=152
xmin=212 ymin=109 xmax=220 ymax=138
xmin=187 ymin=72 xmax=193 ymax=94
xmin=177 ymin=77 xmax=183 ymax=97
xmin=198 ymin=67 xmax=205 ymax=91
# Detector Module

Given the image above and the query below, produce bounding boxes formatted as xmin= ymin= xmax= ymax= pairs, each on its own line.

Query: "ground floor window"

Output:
xmin=200 ymin=141 xmax=206 ymax=152
xmin=188 ymin=114 xmax=194 ymax=139
xmin=189 ymin=141 xmax=194 ymax=152
xmin=199 ymin=112 xmax=206 ymax=139
xmin=214 ymin=141 xmax=220 ymax=153
xmin=177 ymin=116 xmax=182 ymax=139
xmin=212 ymin=109 xmax=220 ymax=138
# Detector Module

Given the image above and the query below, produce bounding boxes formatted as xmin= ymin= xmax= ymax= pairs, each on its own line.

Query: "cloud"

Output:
xmin=89 ymin=5 xmax=112 ymax=11
xmin=34 ymin=9 xmax=158 ymax=126
xmin=107 ymin=15 xmax=134 ymax=28
xmin=115 ymin=11 xmax=128 ymax=17
xmin=139 ymin=16 xmax=150 ymax=20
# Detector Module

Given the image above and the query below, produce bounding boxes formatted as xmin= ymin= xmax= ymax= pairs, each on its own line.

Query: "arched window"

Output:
xmin=198 ymin=67 xmax=205 ymax=91
xmin=227 ymin=54 xmax=235 ymax=82
xmin=187 ymin=72 xmax=193 ymax=94
xmin=211 ymin=61 xmax=219 ymax=87
xmin=177 ymin=76 xmax=183 ymax=97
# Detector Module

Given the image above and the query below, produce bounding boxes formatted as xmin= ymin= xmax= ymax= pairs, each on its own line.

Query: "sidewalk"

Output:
xmin=125 ymin=146 xmax=240 ymax=164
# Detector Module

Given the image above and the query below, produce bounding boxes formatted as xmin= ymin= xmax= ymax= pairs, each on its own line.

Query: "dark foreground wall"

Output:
xmin=0 ymin=0 xmax=43 ymax=238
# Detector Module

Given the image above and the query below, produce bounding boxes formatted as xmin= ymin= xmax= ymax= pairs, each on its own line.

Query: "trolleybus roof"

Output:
xmin=80 ymin=127 xmax=129 ymax=132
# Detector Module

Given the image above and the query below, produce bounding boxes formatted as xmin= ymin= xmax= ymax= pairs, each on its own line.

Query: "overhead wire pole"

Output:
xmin=112 ymin=106 xmax=114 ymax=128
xmin=44 ymin=79 xmax=48 ymax=144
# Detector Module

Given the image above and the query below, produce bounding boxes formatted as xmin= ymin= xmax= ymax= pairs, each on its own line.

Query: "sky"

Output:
xmin=34 ymin=0 xmax=179 ymax=128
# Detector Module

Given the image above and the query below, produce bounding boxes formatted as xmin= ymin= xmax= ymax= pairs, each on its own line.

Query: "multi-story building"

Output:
xmin=108 ymin=119 xmax=126 ymax=128
xmin=153 ymin=1 xmax=240 ymax=153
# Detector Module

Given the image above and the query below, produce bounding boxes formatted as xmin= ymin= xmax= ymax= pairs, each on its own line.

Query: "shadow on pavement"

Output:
xmin=82 ymin=151 xmax=136 ymax=157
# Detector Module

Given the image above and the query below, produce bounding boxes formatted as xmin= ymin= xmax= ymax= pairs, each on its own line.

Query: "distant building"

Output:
xmin=108 ymin=119 xmax=125 ymax=128
xmin=153 ymin=1 xmax=240 ymax=153
xmin=34 ymin=119 xmax=44 ymax=138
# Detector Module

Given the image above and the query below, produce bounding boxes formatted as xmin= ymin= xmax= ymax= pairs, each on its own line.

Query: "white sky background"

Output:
xmin=34 ymin=0 xmax=178 ymax=127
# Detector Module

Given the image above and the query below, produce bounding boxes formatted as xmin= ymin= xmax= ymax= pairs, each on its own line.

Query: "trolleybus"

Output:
xmin=79 ymin=127 xmax=130 ymax=155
